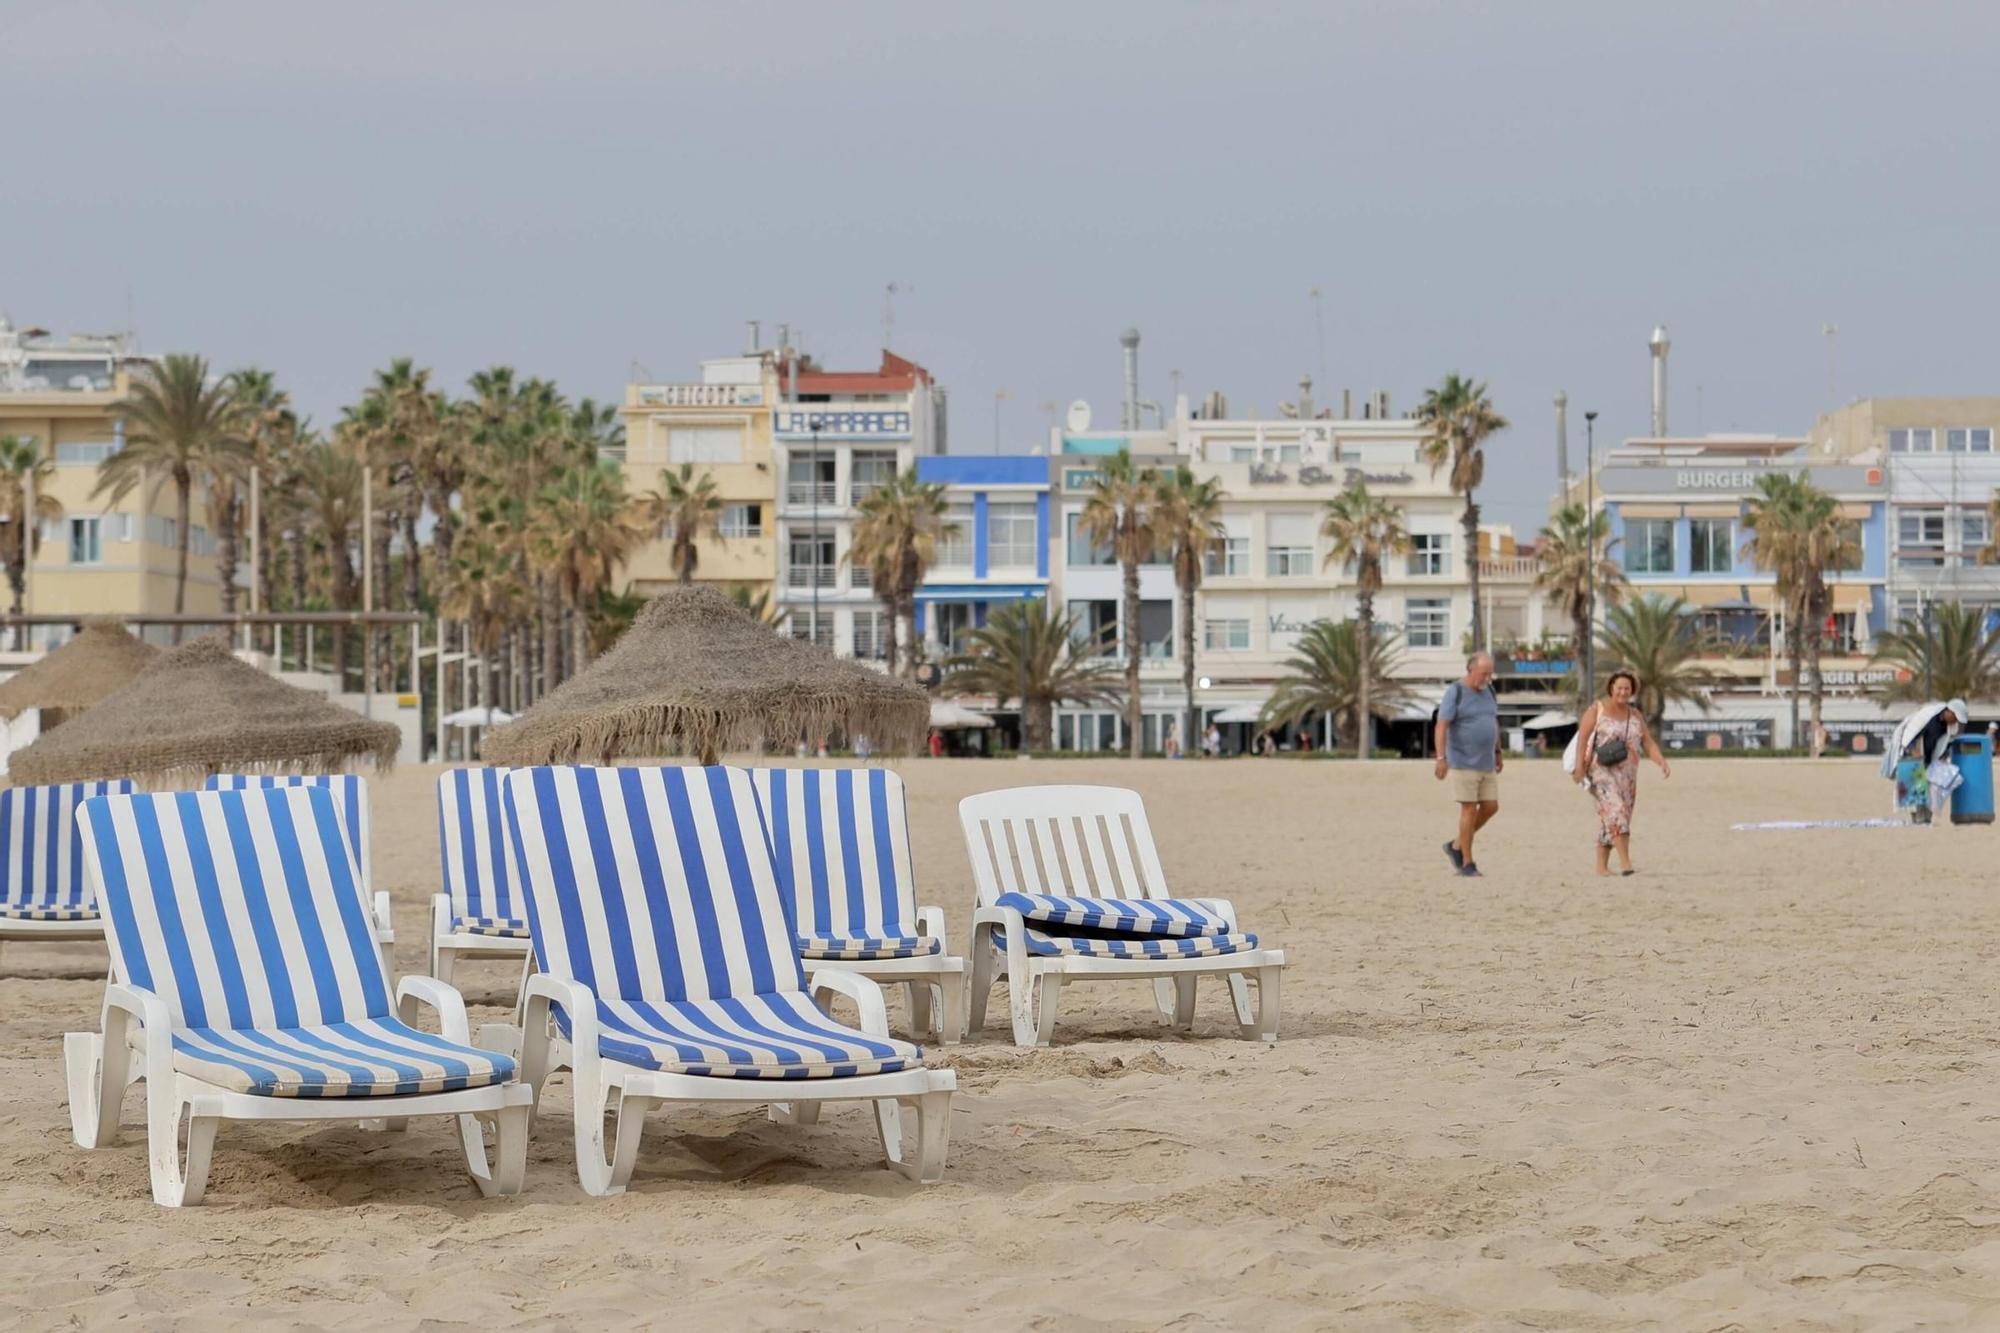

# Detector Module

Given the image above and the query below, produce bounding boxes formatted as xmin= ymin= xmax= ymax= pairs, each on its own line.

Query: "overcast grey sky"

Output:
xmin=5 ymin=1 xmax=1997 ymax=535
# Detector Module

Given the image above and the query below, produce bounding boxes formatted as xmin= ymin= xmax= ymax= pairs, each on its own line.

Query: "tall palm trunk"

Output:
xmin=509 ymin=626 xmax=526 ymax=711
xmin=572 ymin=592 xmax=592 ymax=673
xmin=216 ymin=489 xmax=240 ymax=617
xmin=880 ymin=590 xmax=900 ymax=675
xmin=539 ymin=577 xmax=561 ymax=692
xmin=1122 ymin=552 xmax=1141 ymax=758
xmin=171 ymin=469 xmax=192 ymax=640
xmin=1180 ymin=578 xmax=1197 ymax=759
xmin=1573 ymin=602 xmax=1592 ymax=708
xmin=1462 ymin=496 xmax=1483 ymax=652
xmin=1805 ymin=586 xmax=1827 ymax=756
xmin=1357 ymin=589 xmax=1375 ymax=761
xmin=253 ymin=493 xmax=273 ymax=653
xmin=1785 ymin=594 xmax=1803 ymax=749
xmin=401 ymin=510 xmax=422 ymax=614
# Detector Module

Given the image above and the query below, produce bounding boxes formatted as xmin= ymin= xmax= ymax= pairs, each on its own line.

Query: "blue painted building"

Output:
xmin=913 ymin=455 xmax=1052 ymax=656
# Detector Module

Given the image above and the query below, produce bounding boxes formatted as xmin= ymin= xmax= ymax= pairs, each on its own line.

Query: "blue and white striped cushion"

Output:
xmin=1003 ymin=926 xmax=1262 ymax=959
xmin=798 ymin=934 xmax=942 ymax=962
xmin=78 ymin=787 xmax=514 ymax=1098
xmin=505 ymin=767 xmax=921 ymax=1079
xmin=205 ymin=775 xmax=370 ymax=892
xmin=745 ymin=767 xmax=927 ymax=958
xmin=437 ymin=768 xmax=527 ymax=933
xmin=451 ymin=915 xmax=532 ymax=939
xmin=996 ymin=892 xmax=1230 ymax=938
xmin=0 ymin=781 xmax=133 ymax=917
xmin=555 ymin=993 xmax=918 ymax=1079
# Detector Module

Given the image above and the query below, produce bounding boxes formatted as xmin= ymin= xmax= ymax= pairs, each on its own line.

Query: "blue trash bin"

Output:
xmin=1951 ymin=733 xmax=1994 ymax=825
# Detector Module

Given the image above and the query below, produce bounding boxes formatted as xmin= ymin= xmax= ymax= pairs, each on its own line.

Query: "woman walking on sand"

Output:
xmin=1576 ymin=670 xmax=1671 ymax=875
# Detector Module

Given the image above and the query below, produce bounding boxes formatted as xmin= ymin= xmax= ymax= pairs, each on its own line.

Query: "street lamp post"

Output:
xmin=1583 ymin=410 xmax=1599 ymax=705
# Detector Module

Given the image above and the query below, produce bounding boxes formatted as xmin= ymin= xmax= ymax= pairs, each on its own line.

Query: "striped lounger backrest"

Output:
xmin=502 ymin=765 xmax=804 ymax=1002
xmin=436 ymin=767 xmax=521 ymax=925
xmin=959 ymin=784 xmax=1174 ymax=909
xmin=204 ymin=775 xmax=371 ymax=891
xmin=741 ymin=767 xmax=917 ymax=941
xmin=78 ymin=787 xmax=393 ymax=1028
xmin=0 ymin=781 xmax=135 ymax=912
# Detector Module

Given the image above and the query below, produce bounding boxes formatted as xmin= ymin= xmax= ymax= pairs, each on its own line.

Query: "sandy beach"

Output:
xmin=5 ymin=756 xmax=1999 ymax=1329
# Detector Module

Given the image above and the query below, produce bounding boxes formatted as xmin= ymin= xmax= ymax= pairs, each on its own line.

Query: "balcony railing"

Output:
xmin=1479 ymin=556 xmax=1542 ymax=579
xmin=786 ymin=566 xmax=837 ymax=589
xmin=850 ymin=567 xmax=873 ymax=590
xmin=786 ymin=482 xmax=839 ymax=507
xmin=633 ymin=383 xmax=759 ymax=408
xmin=849 ymin=481 xmax=890 ymax=505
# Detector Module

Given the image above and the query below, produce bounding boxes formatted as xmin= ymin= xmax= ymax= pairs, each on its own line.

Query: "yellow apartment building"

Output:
xmin=0 ymin=319 xmax=225 ymax=644
xmin=615 ymin=351 xmax=780 ymax=601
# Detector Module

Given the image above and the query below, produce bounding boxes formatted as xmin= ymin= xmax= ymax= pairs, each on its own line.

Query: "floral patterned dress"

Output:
xmin=1587 ymin=705 xmax=1644 ymax=847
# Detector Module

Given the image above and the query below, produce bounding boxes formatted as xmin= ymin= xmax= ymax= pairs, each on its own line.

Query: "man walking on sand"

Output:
xmin=1436 ymin=651 xmax=1502 ymax=876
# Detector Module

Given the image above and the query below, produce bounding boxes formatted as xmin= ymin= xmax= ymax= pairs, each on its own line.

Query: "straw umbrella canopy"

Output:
xmin=482 ymin=584 xmax=930 ymax=767
xmin=9 ymin=635 xmax=401 ymax=787
xmin=0 ymin=618 xmax=159 ymax=721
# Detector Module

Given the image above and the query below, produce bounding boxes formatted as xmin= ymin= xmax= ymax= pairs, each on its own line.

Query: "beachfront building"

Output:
xmin=1809 ymin=397 xmax=2000 ymax=630
xmin=615 ymin=351 xmax=780 ymax=602
xmin=774 ymin=350 xmax=946 ymax=659
xmin=1593 ymin=433 xmax=1893 ymax=749
xmin=912 ymin=455 xmax=1051 ymax=659
xmin=0 ymin=319 xmax=227 ymax=643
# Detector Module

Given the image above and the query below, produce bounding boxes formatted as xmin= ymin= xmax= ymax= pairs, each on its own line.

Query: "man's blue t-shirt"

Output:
xmin=1440 ymin=681 xmax=1499 ymax=772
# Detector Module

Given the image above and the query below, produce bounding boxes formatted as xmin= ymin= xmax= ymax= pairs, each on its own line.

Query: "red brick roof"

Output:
xmin=792 ymin=349 xmax=931 ymax=394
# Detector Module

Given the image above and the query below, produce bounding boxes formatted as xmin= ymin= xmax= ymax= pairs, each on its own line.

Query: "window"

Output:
xmin=1899 ymin=509 xmax=1946 ymax=567
xmin=1689 ymin=518 xmax=1733 ymax=574
xmin=1267 ymin=545 xmax=1312 ymax=576
xmin=933 ymin=505 xmax=973 ymax=565
xmin=786 ymin=531 xmax=835 ymax=588
xmin=1889 ymin=427 xmax=1936 ymax=453
xmin=1625 ymin=518 xmax=1674 ymax=573
xmin=1407 ymin=532 xmax=1449 ymax=576
xmin=1227 ymin=446 xmax=1256 ymax=464
xmin=1138 ymin=600 xmax=1173 ymax=659
xmin=1068 ymin=599 xmax=1118 ymax=656
xmin=1065 ymin=514 xmax=1115 ymax=566
xmin=787 ymin=609 xmax=834 ymax=651
xmin=851 ymin=610 xmax=890 ymax=660
xmin=1275 ymin=444 xmax=1301 ymax=464
xmin=988 ymin=501 xmax=1038 ymax=567
xmin=1204 ymin=619 xmax=1250 ymax=650
xmin=850 ymin=451 xmax=898 ymax=503
xmin=1963 ymin=509 xmax=1990 ymax=560
xmin=1947 ymin=428 xmax=1993 ymax=454
xmin=56 ymin=440 xmax=119 ymax=465
xmin=786 ymin=454 xmax=835 ymax=506
xmin=719 ymin=503 xmax=762 ymax=538
xmin=68 ymin=517 xmax=101 ymax=565
xmin=931 ymin=603 xmax=975 ymax=654
xmin=666 ymin=427 xmax=742 ymax=465
xmin=1205 ymin=536 xmax=1249 ymax=577
xmin=1406 ymin=598 xmax=1449 ymax=648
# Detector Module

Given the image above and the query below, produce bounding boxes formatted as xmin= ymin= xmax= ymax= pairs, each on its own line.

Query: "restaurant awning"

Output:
xmin=1830 ymin=584 xmax=1874 ymax=613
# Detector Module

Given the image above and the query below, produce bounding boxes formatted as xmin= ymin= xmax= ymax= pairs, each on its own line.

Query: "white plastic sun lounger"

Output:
xmin=958 ymin=784 xmax=1284 ymax=1047
xmin=0 ymin=781 xmax=132 ymax=966
xmin=431 ymin=767 xmax=535 ymax=1002
xmin=63 ymin=787 xmax=532 ymax=1206
xmin=203 ymin=774 xmax=395 ymax=980
xmin=504 ymin=765 xmax=956 ymax=1195
xmin=742 ymin=766 xmax=966 ymax=1044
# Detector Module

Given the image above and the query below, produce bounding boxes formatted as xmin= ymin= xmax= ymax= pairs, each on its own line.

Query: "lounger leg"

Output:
xmin=768 ymin=1098 xmax=823 ymax=1126
xmin=1008 ymin=964 xmax=1039 ymax=1046
xmin=1172 ymin=975 xmax=1197 ymax=1031
xmin=575 ymin=1080 xmax=647 ymax=1198
xmin=937 ymin=974 xmax=965 ymax=1046
xmin=65 ymin=1029 xmax=128 ymax=1149
xmin=147 ymin=1090 xmax=218 ymax=1208
xmin=462 ymin=1104 xmax=529 ymax=1198
xmin=1034 ymin=971 xmax=1063 ymax=1047
xmin=1152 ymin=978 xmax=1176 ymax=1024
xmin=1243 ymin=966 xmax=1281 ymax=1043
xmin=433 ymin=946 xmax=456 ymax=987
xmin=907 ymin=980 xmax=933 ymax=1041
xmin=967 ymin=925 xmax=996 ymax=1034
xmin=874 ymin=1095 xmax=904 ymax=1163
xmin=886 ymin=1089 xmax=953 ymax=1184
xmin=1227 ymin=973 xmax=1256 ymax=1028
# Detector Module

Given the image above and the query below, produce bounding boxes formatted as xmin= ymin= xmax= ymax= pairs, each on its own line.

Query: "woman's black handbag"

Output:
xmin=1595 ymin=735 xmax=1629 ymax=766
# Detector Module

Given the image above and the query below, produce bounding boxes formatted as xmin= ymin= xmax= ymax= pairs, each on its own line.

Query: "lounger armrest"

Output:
xmin=808 ymin=969 xmax=893 ymax=1040
xmin=102 ymin=983 xmax=176 ymax=1091
xmin=396 ymin=975 xmax=474 ymax=1046
xmin=972 ymin=904 xmax=1026 ymax=932
xmin=916 ymin=905 xmax=948 ymax=946
xmin=430 ymin=893 xmax=452 ymax=937
xmin=1189 ymin=898 xmax=1240 ymax=932
xmin=523 ymin=973 xmax=599 ymax=1087
xmin=373 ymin=890 xmax=396 ymax=943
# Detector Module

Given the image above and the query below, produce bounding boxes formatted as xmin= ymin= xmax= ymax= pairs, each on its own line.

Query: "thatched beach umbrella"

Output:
xmin=0 ymin=618 xmax=159 ymax=722
xmin=482 ymin=584 xmax=930 ymax=767
xmin=9 ymin=635 xmax=401 ymax=787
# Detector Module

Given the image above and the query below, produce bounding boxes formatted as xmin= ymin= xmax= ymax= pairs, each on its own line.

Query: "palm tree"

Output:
xmin=1594 ymin=594 xmax=1719 ymax=734
xmin=530 ymin=461 xmax=648 ymax=670
xmin=1153 ymin=465 xmax=1226 ymax=759
xmin=96 ymin=354 xmax=249 ymax=634
xmin=728 ymin=582 xmax=786 ymax=628
xmin=1263 ymin=619 xmax=1414 ymax=750
xmin=1534 ymin=503 xmax=1629 ymax=705
xmin=1078 ymin=449 xmax=1159 ymax=757
xmin=441 ymin=534 xmax=528 ymax=714
xmin=0 ymin=435 xmax=61 ymax=641
xmin=1791 ymin=481 xmax=1863 ymax=756
xmin=1872 ymin=602 xmax=2000 ymax=704
xmin=293 ymin=437 xmax=364 ymax=684
xmin=849 ymin=470 xmax=954 ymax=677
xmin=650 ymin=463 xmax=722 ymax=585
xmin=1742 ymin=474 xmax=1812 ymax=748
xmin=226 ymin=368 xmax=296 ymax=637
xmin=943 ymin=600 xmax=1120 ymax=750
xmin=1982 ymin=490 xmax=2000 ymax=566
xmin=1414 ymin=374 xmax=1508 ymax=651
xmin=1321 ymin=480 xmax=1410 ymax=758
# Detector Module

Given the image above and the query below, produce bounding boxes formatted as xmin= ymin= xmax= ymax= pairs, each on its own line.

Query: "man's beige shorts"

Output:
xmin=1450 ymin=768 xmax=1499 ymax=803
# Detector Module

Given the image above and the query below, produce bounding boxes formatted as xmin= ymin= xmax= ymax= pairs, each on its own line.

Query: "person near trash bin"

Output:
xmin=1881 ymin=697 xmax=1970 ymax=824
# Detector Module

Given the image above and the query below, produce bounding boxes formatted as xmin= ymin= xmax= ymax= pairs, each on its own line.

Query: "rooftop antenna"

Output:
xmin=883 ymin=282 xmax=905 ymax=350
xmin=746 ymin=320 xmax=762 ymax=353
